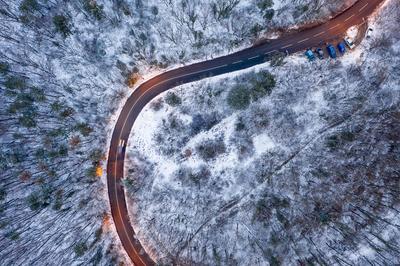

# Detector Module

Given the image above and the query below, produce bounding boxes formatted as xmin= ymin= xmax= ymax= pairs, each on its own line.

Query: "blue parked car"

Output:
xmin=326 ymin=44 xmax=337 ymax=59
xmin=305 ymin=49 xmax=315 ymax=61
xmin=337 ymin=42 xmax=346 ymax=54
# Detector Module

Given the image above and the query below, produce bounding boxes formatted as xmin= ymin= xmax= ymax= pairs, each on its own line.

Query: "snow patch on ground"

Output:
xmin=253 ymin=133 xmax=276 ymax=155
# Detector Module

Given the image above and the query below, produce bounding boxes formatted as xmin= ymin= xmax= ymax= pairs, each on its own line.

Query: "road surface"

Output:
xmin=106 ymin=0 xmax=384 ymax=264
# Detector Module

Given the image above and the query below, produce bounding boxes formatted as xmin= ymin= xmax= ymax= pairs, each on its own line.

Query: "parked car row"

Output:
xmin=305 ymin=39 xmax=350 ymax=61
xmin=304 ymin=27 xmax=373 ymax=61
xmin=305 ymin=28 xmax=373 ymax=61
xmin=305 ymin=34 xmax=361 ymax=61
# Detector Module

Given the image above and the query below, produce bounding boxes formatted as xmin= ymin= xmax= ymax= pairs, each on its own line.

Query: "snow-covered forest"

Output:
xmin=125 ymin=0 xmax=400 ymax=265
xmin=0 ymin=0 xmax=398 ymax=265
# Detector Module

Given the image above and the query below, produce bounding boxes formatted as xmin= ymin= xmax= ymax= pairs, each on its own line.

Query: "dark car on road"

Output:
xmin=305 ymin=49 xmax=316 ymax=61
xmin=326 ymin=44 xmax=337 ymax=59
xmin=337 ymin=42 xmax=346 ymax=54
xmin=315 ymin=48 xmax=324 ymax=59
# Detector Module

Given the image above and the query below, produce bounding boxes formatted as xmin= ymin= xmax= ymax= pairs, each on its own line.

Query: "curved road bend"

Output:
xmin=107 ymin=0 xmax=384 ymax=265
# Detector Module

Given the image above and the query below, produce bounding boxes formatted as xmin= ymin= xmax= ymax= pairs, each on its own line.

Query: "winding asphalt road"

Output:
xmin=106 ymin=0 xmax=384 ymax=264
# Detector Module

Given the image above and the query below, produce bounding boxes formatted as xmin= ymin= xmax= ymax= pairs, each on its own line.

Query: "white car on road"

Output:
xmin=366 ymin=28 xmax=373 ymax=38
xmin=344 ymin=36 xmax=356 ymax=49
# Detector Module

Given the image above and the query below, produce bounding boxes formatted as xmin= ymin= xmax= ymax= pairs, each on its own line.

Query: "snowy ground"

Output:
xmin=66 ymin=0 xmax=360 ymax=83
xmin=0 ymin=0 xmax=400 ymax=265
xmin=0 ymin=0 xmax=364 ymax=265
xmin=125 ymin=1 xmax=400 ymax=264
